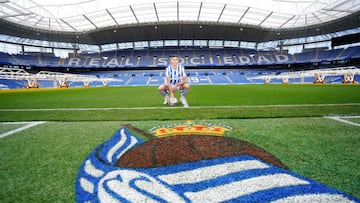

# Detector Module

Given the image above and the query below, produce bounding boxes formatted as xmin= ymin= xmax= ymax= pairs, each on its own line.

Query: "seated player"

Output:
xmin=158 ymin=55 xmax=190 ymax=107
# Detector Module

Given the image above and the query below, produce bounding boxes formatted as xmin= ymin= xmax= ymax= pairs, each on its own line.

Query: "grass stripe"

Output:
xmin=1 ymin=103 xmax=359 ymax=111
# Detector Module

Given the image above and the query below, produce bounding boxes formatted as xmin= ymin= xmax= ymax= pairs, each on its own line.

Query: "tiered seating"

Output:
xmin=294 ymin=51 xmax=316 ymax=63
xmin=240 ymin=48 xmax=257 ymax=55
xmin=317 ymin=48 xmax=343 ymax=61
xmin=227 ymin=74 xmax=250 ymax=84
xmin=148 ymin=75 xmax=163 ymax=86
xmin=336 ymin=46 xmax=360 ymax=60
xmin=140 ymin=56 xmax=156 ymax=67
xmin=349 ymin=46 xmax=360 ymax=58
xmin=149 ymin=49 xmax=165 ymax=58
xmin=1 ymin=46 xmax=360 ymax=69
xmin=0 ymin=52 xmax=10 ymax=65
xmin=210 ymin=74 xmax=231 ymax=84
xmin=178 ymin=50 xmax=194 ymax=58
xmin=126 ymin=76 xmax=148 ymax=86
xmin=10 ymin=54 xmax=37 ymax=66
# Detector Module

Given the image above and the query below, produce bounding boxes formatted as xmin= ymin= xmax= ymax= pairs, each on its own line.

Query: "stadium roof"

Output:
xmin=0 ymin=0 xmax=360 ymax=45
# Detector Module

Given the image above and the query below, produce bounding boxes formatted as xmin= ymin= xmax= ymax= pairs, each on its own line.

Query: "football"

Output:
xmin=169 ymin=97 xmax=178 ymax=105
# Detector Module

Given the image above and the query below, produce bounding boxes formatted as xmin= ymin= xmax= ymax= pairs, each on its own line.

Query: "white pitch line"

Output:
xmin=0 ymin=121 xmax=46 ymax=138
xmin=325 ymin=116 xmax=360 ymax=127
xmin=0 ymin=103 xmax=359 ymax=111
xmin=333 ymin=115 xmax=360 ymax=119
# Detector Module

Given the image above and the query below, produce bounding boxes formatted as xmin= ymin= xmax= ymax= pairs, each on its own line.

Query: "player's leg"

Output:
xmin=158 ymin=84 xmax=169 ymax=104
xmin=179 ymin=83 xmax=190 ymax=96
xmin=179 ymin=83 xmax=190 ymax=108
xmin=169 ymin=85 xmax=178 ymax=94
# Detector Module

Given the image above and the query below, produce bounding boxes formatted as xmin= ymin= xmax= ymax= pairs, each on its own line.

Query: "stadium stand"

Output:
xmin=1 ymin=46 xmax=360 ymax=69
xmin=1 ymin=45 xmax=360 ymax=89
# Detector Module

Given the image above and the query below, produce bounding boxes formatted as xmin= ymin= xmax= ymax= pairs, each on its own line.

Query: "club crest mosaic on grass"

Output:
xmin=75 ymin=122 xmax=359 ymax=203
xmin=149 ymin=120 xmax=232 ymax=137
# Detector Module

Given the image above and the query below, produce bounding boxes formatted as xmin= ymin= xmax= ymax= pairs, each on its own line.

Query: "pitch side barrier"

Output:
xmin=248 ymin=66 xmax=360 ymax=84
xmin=0 ymin=67 xmax=118 ymax=88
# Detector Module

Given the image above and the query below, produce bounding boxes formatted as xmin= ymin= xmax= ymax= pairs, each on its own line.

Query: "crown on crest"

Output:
xmin=149 ymin=120 xmax=232 ymax=137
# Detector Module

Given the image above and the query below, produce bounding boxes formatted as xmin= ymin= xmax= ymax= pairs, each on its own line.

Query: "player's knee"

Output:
xmin=158 ymin=85 xmax=165 ymax=91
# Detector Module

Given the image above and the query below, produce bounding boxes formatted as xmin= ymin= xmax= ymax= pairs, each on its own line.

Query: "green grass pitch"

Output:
xmin=0 ymin=84 xmax=359 ymax=202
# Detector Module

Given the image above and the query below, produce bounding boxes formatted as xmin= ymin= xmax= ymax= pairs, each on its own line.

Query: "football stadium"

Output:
xmin=1 ymin=0 xmax=360 ymax=202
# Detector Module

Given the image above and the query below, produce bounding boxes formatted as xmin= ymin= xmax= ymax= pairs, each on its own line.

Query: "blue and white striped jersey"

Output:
xmin=165 ymin=65 xmax=186 ymax=85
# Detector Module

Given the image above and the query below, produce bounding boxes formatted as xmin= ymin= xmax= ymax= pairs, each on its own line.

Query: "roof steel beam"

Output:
xmin=153 ymin=3 xmax=159 ymax=22
xmin=322 ymin=8 xmax=353 ymax=13
xmin=54 ymin=18 xmax=65 ymax=30
xmin=34 ymin=16 xmax=43 ymax=26
xmin=217 ymin=4 xmax=227 ymax=22
xmin=197 ymin=2 xmax=202 ymax=21
xmin=329 ymin=0 xmax=353 ymax=10
xmin=83 ymin=14 xmax=97 ymax=29
xmin=106 ymin=9 xmax=119 ymax=26
xmin=60 ymin=18 xmax=77 ymax=31
xmin=129 ymin=5 xmax=139 ymax=24
xmin=238 ymin=7 xmax=249 ymax=24
xmin=177 ymin=1 xmax=179 ymax=22
xmin=312 ymin=12 xmax=322 ymax=22
xmin=1 ymin=1 xmax=30 ymax=15
xmin=280 ymin=15 xmax=295 ymax=28
xmin=0 ymin=12 xmax=32 ymax=18
xmin=258 ymin=11 xmax=273 ymax=26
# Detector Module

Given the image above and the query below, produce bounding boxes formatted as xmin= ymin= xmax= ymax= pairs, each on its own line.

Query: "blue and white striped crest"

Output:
xmin=75 ymin=128 xmax=359 ymax=203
